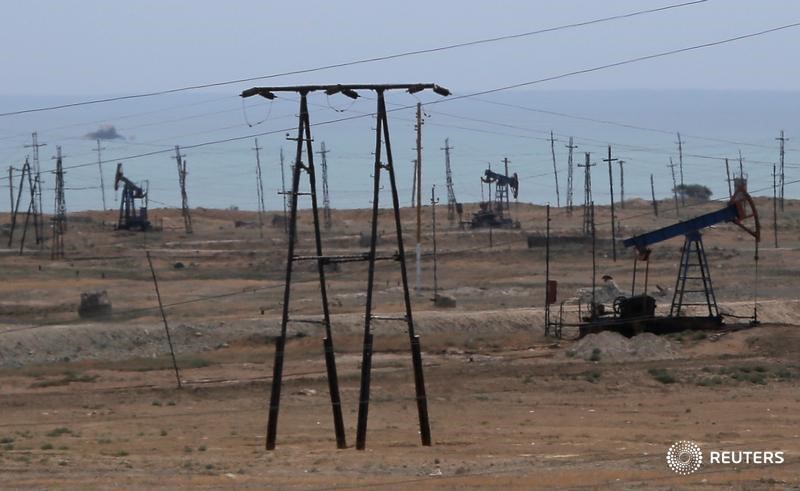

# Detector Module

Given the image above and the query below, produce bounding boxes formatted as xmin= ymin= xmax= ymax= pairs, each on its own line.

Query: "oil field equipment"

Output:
xmin=579 ymin=179 xmax=759 ymax=337
xmin=471 ymin=168 xmax=519 ymax=228
xmin=114 ymin=163 xmax=150 ymax=231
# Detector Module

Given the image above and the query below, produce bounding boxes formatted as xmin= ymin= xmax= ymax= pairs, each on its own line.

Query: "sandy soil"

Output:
xmin=0 ymin=197 xmax=798 ymax=489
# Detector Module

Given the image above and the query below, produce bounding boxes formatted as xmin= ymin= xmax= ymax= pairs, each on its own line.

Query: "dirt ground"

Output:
xmin=0 ymin=197 xmax=798 ymax=489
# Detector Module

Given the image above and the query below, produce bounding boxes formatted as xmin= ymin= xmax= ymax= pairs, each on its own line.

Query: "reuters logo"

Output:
xmin=666 ymin=440 xmax=703 ymax=475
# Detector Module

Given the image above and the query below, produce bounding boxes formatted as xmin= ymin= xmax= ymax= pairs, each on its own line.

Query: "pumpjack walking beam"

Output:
xmin=243 ymin=87 xmax=346 ymax=450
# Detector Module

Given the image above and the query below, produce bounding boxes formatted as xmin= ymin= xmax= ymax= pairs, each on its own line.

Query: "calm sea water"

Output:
xmin=1 ymin=90 xmax=797 ymax=213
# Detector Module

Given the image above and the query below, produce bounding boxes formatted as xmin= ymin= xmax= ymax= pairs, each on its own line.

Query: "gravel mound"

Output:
xmin=568 ymin=331 xmax=677 ymax=362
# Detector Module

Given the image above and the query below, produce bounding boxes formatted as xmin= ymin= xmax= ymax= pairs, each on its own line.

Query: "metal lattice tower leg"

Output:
xmin=265 ymin=92 xmax=346 ymax=451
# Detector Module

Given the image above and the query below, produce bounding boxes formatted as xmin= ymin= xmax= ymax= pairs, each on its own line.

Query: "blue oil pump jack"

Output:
xmin=579 ymin=179 xmax=760 ymax=337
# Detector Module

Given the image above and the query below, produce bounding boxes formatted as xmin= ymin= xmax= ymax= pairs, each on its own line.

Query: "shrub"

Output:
xmin=648 ymin=367 xmax=676 ymax=384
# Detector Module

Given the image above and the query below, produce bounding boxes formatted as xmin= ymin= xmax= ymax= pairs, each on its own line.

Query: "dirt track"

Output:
xmin=1 ymin=200 xmax=799 ymax=488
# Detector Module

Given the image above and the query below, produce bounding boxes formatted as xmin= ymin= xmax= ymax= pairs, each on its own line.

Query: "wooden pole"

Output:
xmin=146 ymin=251 xmax=182 ymax=389
xmin=415 ymin=103 xmax=423 ymax=294
xmin=650 ymin=173 xmax=658 ymax=216
xmin=773 ymin=164 xmax=779 ymax=248
xmin=549 ymin=131 xmax=560 ymax=207
xmin=604 ymin=146 xmax=618 ymax=262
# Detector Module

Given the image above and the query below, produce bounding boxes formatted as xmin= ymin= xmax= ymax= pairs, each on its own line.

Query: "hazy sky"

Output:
xmin=3 ymin=0 xmax=800 ymax=96
xmin=1 ymin=0 xmax=799 ymax=212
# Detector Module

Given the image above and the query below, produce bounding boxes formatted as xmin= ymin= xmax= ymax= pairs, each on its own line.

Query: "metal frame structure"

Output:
xmin=669 ymin=231 xmax=718 ymax=317
xmin=625 ymin=179 xmax=759 ymax=319
xmin=114 ymin=163 xmax=151 ymax=231
xmin=7 ymin=158 xmax=43 ymax=254
xmin=51 ymin=146 xmax=66 ymax=259
xmin=242 ymin=83 xmax=449 ymax=451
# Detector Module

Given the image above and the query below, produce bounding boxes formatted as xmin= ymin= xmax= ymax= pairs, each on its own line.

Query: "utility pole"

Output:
xmin=773 ymin=164 xmax=779 ymax=248
xmin=23 ymin=132 xmax=46 ymax=245
xmin=173 ymin=145 xmax=192 ymax=234
xmin=51 ymin=146 xmax=66 ymax=259
xmin=590 ymin=201 xmax=597 ymax=310
xmin=668 ymin=157 xmax=680 ymax=217
xmin=738 ymin=149 xmax=744 ymax=179
xmin=776 ymin=130 xmax=787 ymax=211
xmin=578 ymin=152 xmax=595 ymax=235
xmin=410 ymin=159 xmax=417 ymax=207
xmin=502 ymin=157 xmax=512 ymax=211
xmin=253 ymin=138 xmax=266 ymax=238
xmin=603 ymin=145 xmax=618 ymax=262
xmin=430 ymin=185 xmax=439 ymax=298
xmin=145 ymin=251 xmax=183 ymax=390
xmin=549 ymin=131 xmax=561 ymax=207
xmin=618 ymin=159 xmax=625 ymax=209
xmin=544 ymin=203 xmax=551 ymax=334
xmin=442 ymin=138 xmax=458 ymax=223
xmin=8 ymin=166 xmax=13 ymax=213
xmin=94 ymin=139 xmax=108 ymax=211
xmin=650 ymin=173 xmax=658 ymax=216
xmin=317 ymin=141 xmax=332 ymax=230
xmin=724 ymin=158 xmax=732 ymax=198
xmin=565 ymin=137 xmax=576 ymax=215
xmin=279 ymin=147 xmax=288 ymax=234
xmin=414 ymin=102 xmax=423 ymax=294
xmin=676 ymin=132 xmax=685 ymax=206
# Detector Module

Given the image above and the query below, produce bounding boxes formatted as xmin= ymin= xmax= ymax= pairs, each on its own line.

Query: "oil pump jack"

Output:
xmin=471 ymin=168 xmax=519 ymax=228
xmin=579 ymin=179 xmax=760 ymax=337
xmin=114 ymin=163 xmax=150 ymax=231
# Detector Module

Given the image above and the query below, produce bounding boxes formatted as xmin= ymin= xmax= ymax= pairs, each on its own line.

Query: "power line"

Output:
xmin=440 ymin=21 xmax=800 ymax=103
xmin=0 ymin=0 xmax=706 ymax=118
xmin=5 ymin=21 xmax=800 ymax=186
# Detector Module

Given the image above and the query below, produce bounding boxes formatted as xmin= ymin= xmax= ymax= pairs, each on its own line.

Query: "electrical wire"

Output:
xmin=0 ymin=0 xmax=707 ymax=118
xmin=3 ymin=21 xmax=799 ymax=193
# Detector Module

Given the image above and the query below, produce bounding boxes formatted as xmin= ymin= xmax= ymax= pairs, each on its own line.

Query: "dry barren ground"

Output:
xmin=0 ymin=199 xmax=799 ymax=489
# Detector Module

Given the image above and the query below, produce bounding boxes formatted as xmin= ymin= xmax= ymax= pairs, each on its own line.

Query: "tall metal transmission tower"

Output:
xmin=24 ymin=132 xmax=46 ymax=245
xmin=173 ymin=145 xmax=193 ymax=234
xmin=578 ymin=152 xmax=595 ymax=235
xmin=253 ymin=138 xmax=266 ymax=238
xmin=51 ymin=146 xmax=66 ymax=259
xmin=565 ymin=137 xmax=576 ymax=215
xmin=317 ymin=141 xmax=332 ymax=230
xmin=94 ymin=139 xmax=108 ymax=211
xmin=549 ymin=131 xmax=561 ymax=207
xmin=441 ymin=138 xmax=458 ymax=223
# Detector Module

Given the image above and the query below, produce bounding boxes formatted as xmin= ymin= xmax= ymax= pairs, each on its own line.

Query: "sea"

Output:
xmin=1 ymin=89 xmax=798 ymax=213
